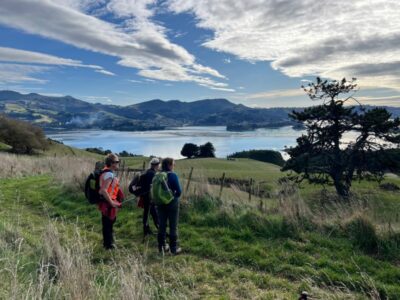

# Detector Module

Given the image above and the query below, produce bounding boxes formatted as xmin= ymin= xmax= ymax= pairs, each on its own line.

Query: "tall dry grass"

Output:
xmin=0 ymin=219 xmax=164 ymax=300
xmin=0 ymin=152 xmax=95 ymax=192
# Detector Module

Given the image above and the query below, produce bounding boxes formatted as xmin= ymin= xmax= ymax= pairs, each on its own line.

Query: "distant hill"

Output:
xmin=0 ymin=90 xmax=399 ymax=132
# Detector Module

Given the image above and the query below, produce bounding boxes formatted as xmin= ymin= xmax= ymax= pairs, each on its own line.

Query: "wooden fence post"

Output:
xmin=185 ymin=167 xmax=194 ymax=194
xmin=248 ymin=178 xmax=253 ymax=201
xmin=142 ymin=160 xmax=146 ymax=171
xmin=218 ymin=172 xmax=225 ymax=199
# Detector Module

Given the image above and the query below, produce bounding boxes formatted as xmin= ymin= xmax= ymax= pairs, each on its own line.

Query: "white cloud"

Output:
xmin=0 ymin=63 xmax=50 ymax=84
xmin=203 ymin=86 xmax=235 ymax=92
xmin=357 ymin=95 xmax=400 ymax=106
xmin=247 ymin=88 xmax=305 ymax=99
xmin=0 ymin=46 xmax=114 ymax=78
xmin=82 ymin=95 xmax=113 ymax=103
xmin=167 ymin=0 xmax=400 ymax=91
xmin=95 ymin=69 xmax=116 ymax=76
xmin=0 ymin=0 xmax=228 ymax=90
xmin=0 ymin=47 xmax=83 ymax=66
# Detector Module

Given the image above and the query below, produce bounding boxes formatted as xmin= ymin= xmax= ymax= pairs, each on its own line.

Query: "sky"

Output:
xmin=0 ymin=0 xmax=399 ymax=107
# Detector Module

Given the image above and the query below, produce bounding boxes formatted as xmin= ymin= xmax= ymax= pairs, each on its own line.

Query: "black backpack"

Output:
xmin=128 ymin=171 xmax=148 ymax=196
xmin=85 ymin=168 xmax=112 ymax=204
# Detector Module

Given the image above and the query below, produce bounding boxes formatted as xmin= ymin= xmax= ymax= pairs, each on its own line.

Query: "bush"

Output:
xmin=0 ymin=114 xmax=48 ymax=154
xmin=228 ymin=149 xmax=285 ymax=166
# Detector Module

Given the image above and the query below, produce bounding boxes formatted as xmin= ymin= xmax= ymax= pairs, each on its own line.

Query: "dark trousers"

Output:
xmin=157 ymin=198 xmax=179 ymax=252
xmin=143 ymin=194 xmax=159 ymax=231
xmin=102 ymin=215 xmax=116 ymax=249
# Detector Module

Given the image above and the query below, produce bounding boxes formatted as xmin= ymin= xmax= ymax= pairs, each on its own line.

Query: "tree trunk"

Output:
xmin=333 ymin=179 xmax=350 ymax=199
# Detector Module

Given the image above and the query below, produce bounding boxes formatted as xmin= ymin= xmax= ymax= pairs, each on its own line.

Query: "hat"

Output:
xmin=150 ymin=157 xmax=160 ymax=165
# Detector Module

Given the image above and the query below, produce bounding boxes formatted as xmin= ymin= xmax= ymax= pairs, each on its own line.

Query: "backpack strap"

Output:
xmin=100 ymin=169 xmax=114 ymax=187
xmin=162 ymin=171 xmax=173 ymax=195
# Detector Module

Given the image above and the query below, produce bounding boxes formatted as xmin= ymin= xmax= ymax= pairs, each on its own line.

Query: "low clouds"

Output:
xmin=167 ymin=0 xmax=400 ymax=91
xmin=0 ymin=0 xmax=228 ymax=90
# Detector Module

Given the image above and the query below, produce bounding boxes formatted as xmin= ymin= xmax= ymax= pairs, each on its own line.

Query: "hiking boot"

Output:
xmin=171 ymin=247 xmax=182 ymax=255
xmin=158 ymin=243 xmax=170 ymax=253
xmin=144 ymin=226 xmax=154 ymax=236
xmin=164 ymin=243 xmax=170 ymax=252
xmin=104 ymin=244 xmax=115 ymax=250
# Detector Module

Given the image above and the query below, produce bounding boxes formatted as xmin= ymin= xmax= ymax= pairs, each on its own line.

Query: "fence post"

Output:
xmin=218 ymin=172 xmax=225 ymax=199
xmin=142 ymin=160 xmax=146 ymax=171
xmin=185 ymin=167 xmax=194 ymax=194
xmin=248 ymin=178 xmax=253 ymax=201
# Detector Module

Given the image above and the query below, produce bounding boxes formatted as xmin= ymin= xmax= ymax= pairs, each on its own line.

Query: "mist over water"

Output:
xmin=47 ymin=126 xmax=302 ymax=159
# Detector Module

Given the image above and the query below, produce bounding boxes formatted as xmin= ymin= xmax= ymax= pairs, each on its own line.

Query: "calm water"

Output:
xmin=47 ymin=126 xmax=303 ymax=159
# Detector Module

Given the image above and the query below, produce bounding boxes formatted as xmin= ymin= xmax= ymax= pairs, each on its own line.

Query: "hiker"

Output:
xmin=98 ymin=153 xmax=123 ymax=250
xmin=139 ymin=158 xmax=161 ymax=236
xmin=154 ymin=157 xmax=182 ymax=254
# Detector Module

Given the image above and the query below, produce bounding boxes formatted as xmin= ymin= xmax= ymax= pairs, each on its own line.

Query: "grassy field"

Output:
xmin=1 ymin=149 xmax=400 ymax=299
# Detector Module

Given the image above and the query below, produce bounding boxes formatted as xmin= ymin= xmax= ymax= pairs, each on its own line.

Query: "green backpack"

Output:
xmin=151 ymin=172 xmax=174 ymax=205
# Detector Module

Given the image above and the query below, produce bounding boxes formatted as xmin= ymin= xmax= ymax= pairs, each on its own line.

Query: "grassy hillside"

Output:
xmin=1 ymin=153 xmax=400 ymax=299
xmin=0 ymin=141 xmax=11 ymax=151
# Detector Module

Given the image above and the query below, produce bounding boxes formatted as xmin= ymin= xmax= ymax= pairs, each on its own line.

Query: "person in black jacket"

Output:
xmin=140 ymin=158 xmax=160 ymax=236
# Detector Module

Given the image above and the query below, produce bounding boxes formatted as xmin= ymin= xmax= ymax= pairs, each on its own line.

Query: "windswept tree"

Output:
xmin=181 ymin=143 xmax=199 ymax=158
xmin=282 ymin=77 xmax=400 ymax=198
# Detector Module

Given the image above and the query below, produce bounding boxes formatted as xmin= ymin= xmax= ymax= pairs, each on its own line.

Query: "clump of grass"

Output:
xmin=344 ymin=215 xmax=378 ymax=254
xmin=275 ymin=178 xmax=311 ymax=226
xmin=377 ymin=232 xmax=400 ymax=261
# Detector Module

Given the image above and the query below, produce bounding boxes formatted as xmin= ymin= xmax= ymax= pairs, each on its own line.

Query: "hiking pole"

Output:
xmin=120 ymin=197 xmax=137 ymax=206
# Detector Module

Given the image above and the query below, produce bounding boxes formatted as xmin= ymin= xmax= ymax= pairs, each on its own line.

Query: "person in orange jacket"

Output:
xmin=98 ymin=153 xmax=123 ymax=250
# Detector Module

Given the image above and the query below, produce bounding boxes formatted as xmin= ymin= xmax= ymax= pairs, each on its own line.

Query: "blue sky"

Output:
xmin=0 ymin=0 xmax=399 ymax=107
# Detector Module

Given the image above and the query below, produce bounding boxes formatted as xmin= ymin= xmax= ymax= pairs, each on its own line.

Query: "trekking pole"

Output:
xmin=120 ymin=197 xmax=137 ymax=206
